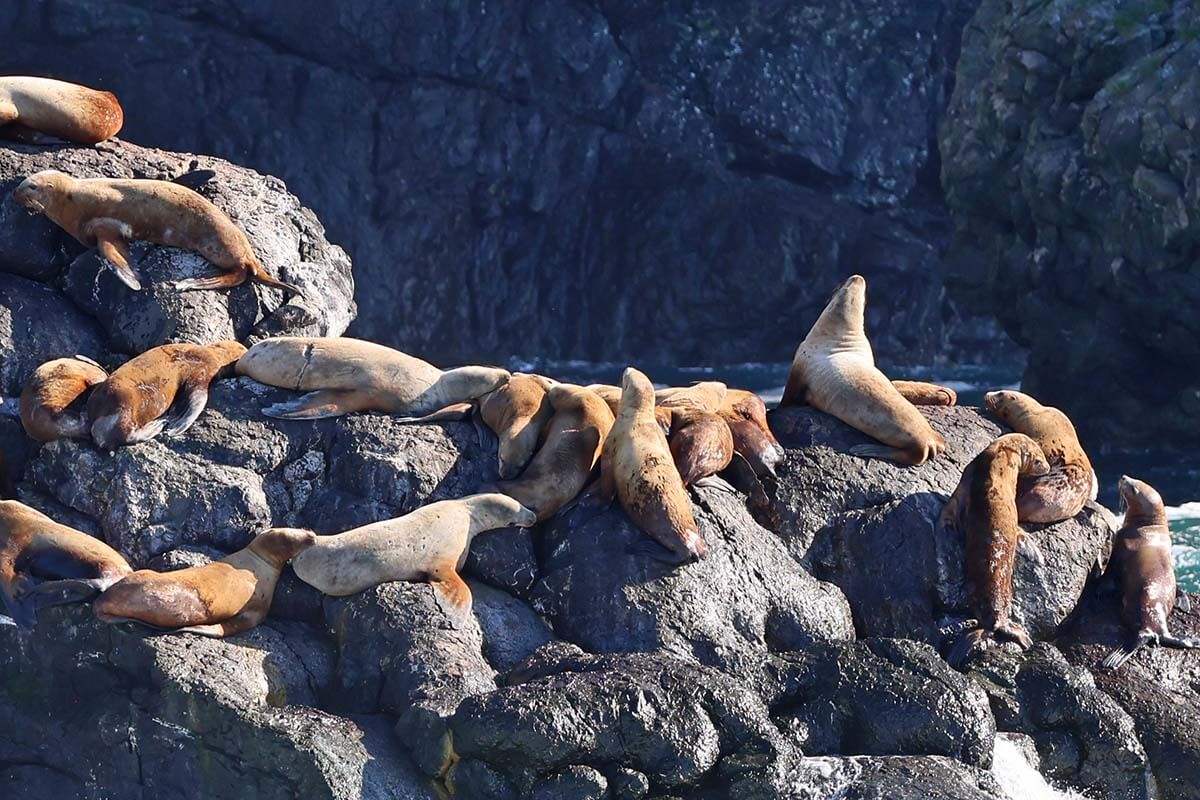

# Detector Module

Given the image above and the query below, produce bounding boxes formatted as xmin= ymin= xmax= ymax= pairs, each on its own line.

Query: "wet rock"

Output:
xmin=767 ymin=405 xmax=1113 ymax=644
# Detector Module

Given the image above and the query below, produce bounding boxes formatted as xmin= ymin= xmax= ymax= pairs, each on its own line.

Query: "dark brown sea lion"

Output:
xmin=948 ymin=433 xmax=1050 ymax=668
xmin=19 ymin=356 xmax=108 ymax=442
xmin=1101 ymin=476 xmax=1200 ymax=670
xmin=718 ymin=389 xmax=784 ymax=477
xmin=665 ymin=407 xmax=734 ymax=489
xmin=12 ymin=170 xmax=302 ymax=295
xmin=0 ymin=76 xmax=123 ymax=144
xmin=87 ymin=340 xmax=247 ymax=449
xmin=93 ymin=527 xmax=315 ymax=637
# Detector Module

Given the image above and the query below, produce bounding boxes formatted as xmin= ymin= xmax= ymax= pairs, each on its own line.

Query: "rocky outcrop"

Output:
xmin=0 ymin=0 xmax=1022 ymax=369
xmin=941 ymin=0 xmax=1200 ymax=447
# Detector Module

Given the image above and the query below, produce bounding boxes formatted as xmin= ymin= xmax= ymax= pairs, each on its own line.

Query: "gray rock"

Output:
xmin=530 ymin=765 xmax=608 ymax=800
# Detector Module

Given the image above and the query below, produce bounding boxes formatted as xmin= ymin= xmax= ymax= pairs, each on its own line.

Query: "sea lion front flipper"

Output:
xmin=162 ymin=384 xmax=210 ymax=437
xmin=692 ymin=475 xmax=739 ymax=494
xmin=83 ymin=219 xmax=142 ymax=291
xmin=1176 ymin=590 xmax=1192 ymax=614
xmin=779 ymin=368 xmax=808 ymax=407
xmin=996 ymin=623 xmax=1034 ymax=649
xmin=1101 ymin=636 xmax=1146 ymax=671
xmin=721 ymin=452 xmax=762 ymax=496
xmin=0 ymin=99 xmax=16 ymax=125
xmin=891 ymin=380 xmax=958 ymax=406
xmin=430 ymin=565 xmax=472 ymax=617
xmin=174 ymin=623 xmax=233 ymax=638
xmin=849 ymin=443 xmax=915 ymax=465
xmin=1017 ymin=534 xmax=1045 ymax=567
xmin=394 ymin=403 xmax=474 ymax=424
xmin=939 ymin=463 xmax=975 ymax=534
xmin=124 ymin=418 xmax=167 ymax=445
xmin=261 ymin=389 xmax=369 ymax=420
xmin=72 ymin=354 xmax=106 ymax=370
xmin=22 ymin=577 xmax=107 ymax=609
xmin=1159 ymin=633 xmax=1200 ymax=650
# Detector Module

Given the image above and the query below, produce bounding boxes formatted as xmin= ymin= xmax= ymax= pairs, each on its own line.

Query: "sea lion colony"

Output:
xmin=1 ymin=76 xmax=1194 ymax=674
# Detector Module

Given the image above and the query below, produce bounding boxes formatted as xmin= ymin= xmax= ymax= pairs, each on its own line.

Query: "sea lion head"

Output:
xmin=13 ymin=169 xmax=71 ymax=215
xmin=999 ymin=432 xmax=1051 ymax=477
xmin=727 ymin=418 xmax=783 ymax=477
xmin=1118 ymin=475 xmax=1167 ymax=528
xmin=618 ymin=367 xmax=656 ymax=417
xmin=466 ymin=492 xmax=538 ymax=531
xmin=250 ymin=527 xmax=318 ymax=568
xmin=807 ymin=274 xmax=867 ymax=342
xmin=445 ymin=365 xmax=511 ymax=401
xmin=489 ymin=374 xmax=552 ymax=479
xmin=984 ymin=389 xmax=1039 ymax=424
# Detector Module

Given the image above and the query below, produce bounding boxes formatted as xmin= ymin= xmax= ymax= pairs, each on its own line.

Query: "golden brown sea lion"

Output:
xmin=0 ymin=77 xmax=123 ymax=144
xmin=491 ymin=384 xmax=614 ymax=520
xmin=947 ymin=434 xmax=1050 ymax=668
xmin=290 ymin=494 xmax=537 ymax=612
xmin=983 ymin=390 xmax=1097 ymax=524
xmin=12 ymin=170 xmax=302 ymax=296
xmin=718 ymin=389 xmax=784 ymax=477
xmin=599 ymin=368 xmax=705 ymax=563
xmin=87 ymin=340 xmax=247 ymax=449
xmin=476 ymin=374 xmax=555 ymax=478
xmin=780 ymin=275 xmax=945 ymax=465
xmin=19 ymin=356 xmax=108 ymax=442
xmin=665 ymin=407 xmax=734 ymax=489
xmin=892 ymin=380 xmax=958 ymax=406
xmin=0 ymin=499 xmax=132 ymax=628
xmin=655 ymin=381 xmax=727 ymax=412
xmin=1101 ymin=476 xmax=1200 ymax=670
xmin=236 ymin=336 xmax=510 ymax=421
xmin=93 ymin=527 xmax=315 ymax=637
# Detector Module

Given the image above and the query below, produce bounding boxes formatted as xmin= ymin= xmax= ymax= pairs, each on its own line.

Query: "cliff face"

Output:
xmin=942 ymin=0 xmax=1200 ymax=447
xmin=0 ymin=0 xmax=1018 ymax=368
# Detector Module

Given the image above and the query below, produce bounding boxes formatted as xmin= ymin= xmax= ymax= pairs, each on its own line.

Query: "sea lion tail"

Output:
xmin=248 ymin=261 xmax=306 ymax=299
xmin=1101 ymin=634 xmax=1150 ymax=671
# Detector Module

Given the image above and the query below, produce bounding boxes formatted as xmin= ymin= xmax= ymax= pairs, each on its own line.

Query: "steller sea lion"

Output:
xmin=664 ymin=407 xmax=734 ymax=490
xmin=0 ymin=499 xmax=132 ymax=628
xmin=587 ymin=383 xmax=673 ymax=433
xmin=599 ymin=368 xmax=705 ymax=564
xmin=718 ymin=389 xmax=783 ymax=477
xmin=655 ymin=381 xmax=727 ymax=412
xmin=12 ymin=170 xmax=302 ymax=296
xmin=490 ymin=384 xmax=614 ymax=521
xmin=0 ymin=76 xmax=123 ymax=144
xmin=947 ymin=433 xmax=1050 ymax=668
xmin=983 ymin=390 xmax=1097 ymax=524
xmin=892 ymin=380 xmax=957 ymax=406
xmin=290 ymin=494 xmax=537 ymax=612
xmin=1101 ymin=476 xmax=1200 ymax=670
xmin=236 ymin=336 xmax=510 ymax=421
xmin=19 ymin=356 xmax=108 ymax=442
xmin=93 ymin=526 xmax=315 ymax=637
xmin=780 ymin=275 xmax=945 ymax=465
xmin=87 ymin=340 xmax=247 ymax=449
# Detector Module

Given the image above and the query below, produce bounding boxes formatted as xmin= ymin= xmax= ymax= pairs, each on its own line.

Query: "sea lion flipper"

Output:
xmin=22 ymin=577 xmax=105 ymax=609
xmin=430 ymin=566 xmax=472 ymax=615
xmin=0 ymin=99 xmax=16 ymax=124
xmin=1101 ymin=638 xmax=1145 ymax=671
xmin=1 ymin=574 xmax=37 ymax=629
xmin=1176 ymin=590 xmax=1192 ymax=614
xmin=892 ymin=380 xmax=958 ymax=406
xmin=849 ymin=443 xmax=917 ymax=465
xmin=625 ymin=538 xmax=685 ymax=564
xmin=1159 ymin=633 xmax=1200 ymax=650
xmin=262 ymin=389 xmax=368 ymax=420
xmin=72 ymin=354 xmax=106 ymax=370
xmin=946 ymin=627 xmax=987 ymax=669
xmin=174 ymin=271 xmax=245 ymax=292
xmin=692 ymin=475 xmax=739 ymax=494
xmin=721 ymin=452 xmax=763 ymax=496
xmin=1016 ymin=534 xmax=1045 ymax=566
xmin=124 ymin=418 xmax=167 ymax=445
xmin=85 ymin=221 xmax=142 ymax=291
xmin=162 ymin=384 xmax=210 ymax=437
xmin=394 ymin=403 xmax=474 ymax=424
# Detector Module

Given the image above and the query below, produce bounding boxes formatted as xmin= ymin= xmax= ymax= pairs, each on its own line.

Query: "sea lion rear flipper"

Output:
xmin=1101 ymin=636 xmax=1146 ymax=671
xmin=262 ymin=389 xmax=369 ymax=420
xmin=692 ymin=475 xmax=739 ymax=494
xmin=395 ymin=403 xmax=475 ymax=424
xmin=1159 ymin=633 xmax=1200 ymax=650
xmin=72 ymin=354 xmax=106 ymax=370
xmin=1 ymin=574 xmax=38 ymax=629
xmin=1176 ymin=590 xmax=1192 ymax=614
xmin=849 ymin=443 xmax=918 ymax=465
xmin=162 ymin=384 xmax=210 ymax=437
xmin=22 ymin=578 xmax=107 ymax=609
xmin=1017 ymin=534 xmax=1045 ymax=566
xmin=172 ymin=169 xmax=218 ymax=190
xmin=174 ymin=270 xmax=245 ymax=292
xmin=891 ymin=380 xmax=957 ymax=406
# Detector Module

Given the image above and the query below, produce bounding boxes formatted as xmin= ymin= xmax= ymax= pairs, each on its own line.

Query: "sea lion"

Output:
xmin=236 ymin=336 xmax=510 ymax=421
xmin=477 ymin=373 xmax=555 ymax=478
xmin=93 ymin=527 xmax=315 ymax=637
xmin=491 ymin=384 xmax=614 ymax=520
xmin=983 ymin=390 xmax=1097 ymax=523
xmin=290 ymin=494 xmax=537 ymax=611
xmin=12 ymin=170 xmax=302 ymax=295
xmin=0 ymin=499 xmax=132 ymax=628
xmin=19 ymin=356 xmax=108 ymax=442
xmin=1101 ymin=476 xmax=1200 ymax=670
xmin=0 ymin=76 xmax=123 ymax=144
xmin=780 ymin=275 xmax=945 ymax=465
xmin=664 ymin=407 xmax=734 ymax=489
xmin=587 ymin=383 xmax=684 ymax=436
xmin=655 ymin=381 xmax=727 ymax=412
xmin=948 ymin=433 xmax=1051 ymax=667
xmin=718 ymin=389 xmax=784 ymax=477
xmin=87 ymin=340 xmax=247 ymax=449
xmin=892 ymin=380 xmax=958 ymax=406
xmin=599 ymin=368 xmax=705 ymax=564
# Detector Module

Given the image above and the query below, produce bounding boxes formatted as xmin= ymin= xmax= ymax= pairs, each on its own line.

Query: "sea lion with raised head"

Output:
xmin=0 ymin=77 xmax=123 ymax=144
xmin=983 ymin=390 xmax=1097 ymax=524
xmin=93 ymin=526 xmax=315 ymax=637
xmin=290 ymin=494 xmax=537 ymax=612
xmin=0 ymin=499 xmax=132 ymax=628
xmin=12 ymin=170 xmax=302 ymax=295
xmin=947 ymin=433 xmax=1051 ymax=667
xmin=892 ymin=380 xmax=957 ymax=406
xmin=19 ymin=356 xmax=108 ymax=442
xmin=87 ymin=340 xmax=247 ymax=449
xmin=491 ymin=384 xmax=614 ymax=520
xmin=236 ymin=337 xmax=510 ymax=421
xmin=780 ymin=275 xmax=945 ymax=465
xmin=599 ymin=368 xmax=705 ymax=564
xmin=1101 ymin=476 xmax=1200 ymax=670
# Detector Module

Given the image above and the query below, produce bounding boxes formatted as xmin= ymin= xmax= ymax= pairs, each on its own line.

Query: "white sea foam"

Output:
xmin=992 ymin=736 xmax=1089 ymax=800
xmin=1165 ymin=502 xmax=1200 ymax=521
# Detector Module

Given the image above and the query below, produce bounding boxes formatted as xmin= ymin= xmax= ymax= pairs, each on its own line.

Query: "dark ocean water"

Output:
xmin=508 ymin=358 xmax=1200 ymax=592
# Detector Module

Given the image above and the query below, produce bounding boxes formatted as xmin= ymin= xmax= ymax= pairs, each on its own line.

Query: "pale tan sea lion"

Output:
xmin=1101 ymin=476 xmax=1200 ymax=670
xmin=984 ymin=390 xmax=1097 ymax=523
xmin=93 ymin=527 xmax=315 ymax=637
xmin=0 ymin=499 xmax=132 ymax=628
xmin=477 ymin=373 xmax=555 ymax=478
xmin=780 ymin=275 xmax=945 ymax=465
xmin=290 ymin=494 xmax=537 ymax=612
xmin=12 ymin=170 xmax=302 ymax=295
xmin=948 ymin=433 xmax=1050 ymax=668
xmin=491 ymin=384 xmax=614 ymax=520
xmin=19 ymin=356 xmax=108 ymax=442
xmin=0 ymin=76 xmax=123 ymax=144
xmin=87 ymin=340 xmax=246 ymax=449
xmin=236 ymin=336 xmax=510 ymax=421
xmin=599 ymin=368 xmax=705 ymax=563
xmin=892 ymin=380 xmax=958 ymax=406
xmin=655 ymin=381 xmax=727 ymax=412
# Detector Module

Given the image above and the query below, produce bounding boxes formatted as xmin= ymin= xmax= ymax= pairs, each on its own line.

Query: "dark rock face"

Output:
xmin=941 ymin=0 xmax=1200 ymax=447
xmin=0 ymin=0 xmax=1021 ymax=368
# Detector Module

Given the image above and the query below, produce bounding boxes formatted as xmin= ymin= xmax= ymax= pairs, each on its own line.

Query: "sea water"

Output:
xmin=511 ymin=359 xmax=1200 ymax=592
